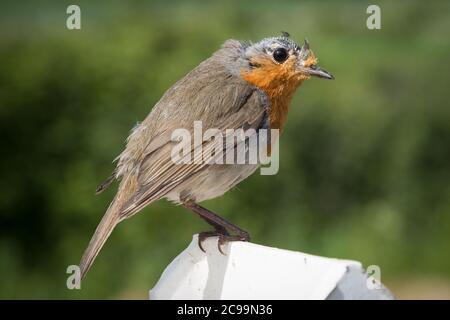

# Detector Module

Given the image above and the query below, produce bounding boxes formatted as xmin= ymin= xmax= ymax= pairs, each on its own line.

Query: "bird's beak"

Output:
xmin=305 ymin=65 xmax=335 ymax=80
xmin=297 ymin=39 xmax=334 ymax=80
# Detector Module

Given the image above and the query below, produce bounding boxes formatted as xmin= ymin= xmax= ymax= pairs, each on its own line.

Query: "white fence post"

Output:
xmin=150 ymin=234 xmax=394 ymax=300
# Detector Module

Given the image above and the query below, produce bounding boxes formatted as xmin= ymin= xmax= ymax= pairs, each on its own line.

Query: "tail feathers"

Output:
xmin=79 ymin=201 xmax=120 ymax=279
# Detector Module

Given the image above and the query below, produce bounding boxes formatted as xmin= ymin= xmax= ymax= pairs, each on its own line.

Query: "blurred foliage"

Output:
xmin=0 ymin=0 xmax=449 ymax=299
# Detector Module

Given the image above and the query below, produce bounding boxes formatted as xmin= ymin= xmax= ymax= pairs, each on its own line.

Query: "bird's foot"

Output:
xmin=198 ymin=230 xmax=250 ymax=255
xmin=198 ymin=230 xmax=228 ymax=253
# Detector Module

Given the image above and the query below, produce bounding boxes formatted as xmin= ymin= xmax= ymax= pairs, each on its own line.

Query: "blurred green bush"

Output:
xmin=0 ymin=0 xmax=449 ymax=298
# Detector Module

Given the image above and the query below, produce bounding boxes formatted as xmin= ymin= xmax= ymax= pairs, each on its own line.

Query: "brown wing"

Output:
xmin=118 ymin=86 xmax=269 ymax=219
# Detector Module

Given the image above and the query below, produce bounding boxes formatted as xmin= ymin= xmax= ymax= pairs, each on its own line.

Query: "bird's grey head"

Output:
xmin=216 ymin=33 xmax=334 ymax=81
xmin=244 ymin=33 xmax=334 ymax=80
xmin=247 ymin=33 xmax=300 ymax=61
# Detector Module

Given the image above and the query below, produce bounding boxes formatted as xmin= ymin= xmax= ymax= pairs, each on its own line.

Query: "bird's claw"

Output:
xmin=198 ymin=231 xmax=250 ymax=255
xmin=198 ymin=231 xmax=223 ymax=253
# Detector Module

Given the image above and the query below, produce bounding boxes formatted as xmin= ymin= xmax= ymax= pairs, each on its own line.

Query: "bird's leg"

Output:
xmin=198 ymin=214 xmax=230 ymax=236
xmin=182 ymin=201 xmax=250 ymax=254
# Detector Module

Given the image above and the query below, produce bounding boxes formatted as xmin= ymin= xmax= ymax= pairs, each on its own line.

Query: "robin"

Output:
xmin=79 ymin=33 xmax=334 ymax=279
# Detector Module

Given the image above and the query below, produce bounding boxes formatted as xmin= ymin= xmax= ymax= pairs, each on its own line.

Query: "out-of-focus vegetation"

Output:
xmin=0 ymin=0 xmax=449 ymax=299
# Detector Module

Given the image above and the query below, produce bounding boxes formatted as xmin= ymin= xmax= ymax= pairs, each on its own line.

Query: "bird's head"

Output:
xmin=213 ymin=33 xmax=334 ymax=129
xmin=239 ymin=34 xmax=334 ymax=95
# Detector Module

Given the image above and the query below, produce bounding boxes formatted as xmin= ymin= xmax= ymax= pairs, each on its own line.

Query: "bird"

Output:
xmin=79 ymin=33 xmax=334 ymax=279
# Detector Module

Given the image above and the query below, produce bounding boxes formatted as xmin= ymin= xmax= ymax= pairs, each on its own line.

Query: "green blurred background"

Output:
xmin=1 ymin=0 xmax=449 ymax=299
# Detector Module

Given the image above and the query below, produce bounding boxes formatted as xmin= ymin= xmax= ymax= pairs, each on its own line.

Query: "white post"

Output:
xmin=150 ymin=235 xmax=394 ymax=300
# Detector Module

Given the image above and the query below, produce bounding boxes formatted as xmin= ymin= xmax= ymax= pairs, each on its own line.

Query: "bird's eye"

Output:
xmin=273 ymin=48 xmax=288 ymax=63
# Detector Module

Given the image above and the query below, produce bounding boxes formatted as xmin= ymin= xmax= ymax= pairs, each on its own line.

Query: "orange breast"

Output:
xmin=240 ymin=57 xmax=305 ymax=130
